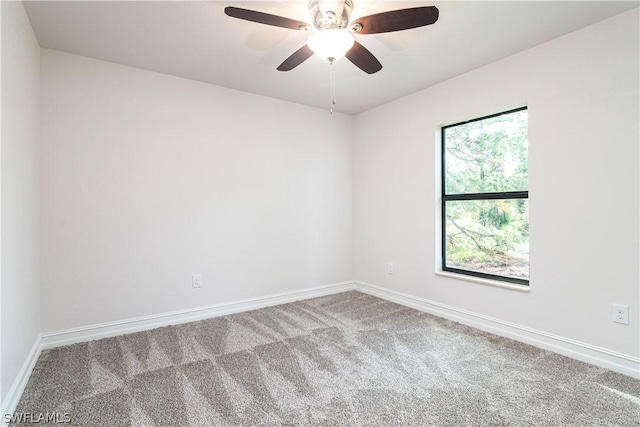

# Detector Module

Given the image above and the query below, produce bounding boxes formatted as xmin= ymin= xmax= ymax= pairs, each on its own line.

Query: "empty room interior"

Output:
xmin=2 ymin=0 xmax=639 ymax=425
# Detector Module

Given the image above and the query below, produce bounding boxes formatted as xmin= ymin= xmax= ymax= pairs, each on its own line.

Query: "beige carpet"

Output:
xmin=12 ymin=291 xmax=640 ymax=426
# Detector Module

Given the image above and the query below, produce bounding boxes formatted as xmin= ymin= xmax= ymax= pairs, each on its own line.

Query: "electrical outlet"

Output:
xmin=612 ymin=304 xmax=628 ymax=325
xmin=387 ymin=262 xmax=394 ymax=275
xmin=192 ymin=274 xmax=202 ymax=288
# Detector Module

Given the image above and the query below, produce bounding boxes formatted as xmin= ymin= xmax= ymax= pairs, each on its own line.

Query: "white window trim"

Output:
xmin=435 ymin=271 xmax=530 ymax=292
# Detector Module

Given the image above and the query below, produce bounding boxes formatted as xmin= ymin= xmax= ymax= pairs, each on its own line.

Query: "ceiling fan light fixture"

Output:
xmin=307 ymin=29 xmax=354 ymax=63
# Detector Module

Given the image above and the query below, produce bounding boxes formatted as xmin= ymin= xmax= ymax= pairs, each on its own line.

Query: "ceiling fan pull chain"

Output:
xmin=329 ymin=62 xmax=336 ymax=114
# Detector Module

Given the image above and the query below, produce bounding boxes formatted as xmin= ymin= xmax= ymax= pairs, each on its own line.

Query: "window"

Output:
xmin=441 ymin=107 xmax=529 ymax=285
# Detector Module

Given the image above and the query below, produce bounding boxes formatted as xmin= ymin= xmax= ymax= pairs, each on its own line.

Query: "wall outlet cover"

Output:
xmin=612 ymin=304 xmax=629 ymax=325
xmin=192 ymin=274 xmax=202 ymax=288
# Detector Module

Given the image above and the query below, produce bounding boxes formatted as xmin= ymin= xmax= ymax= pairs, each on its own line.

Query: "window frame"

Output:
xmin=440 ymin=106 xmax=529 ymax=286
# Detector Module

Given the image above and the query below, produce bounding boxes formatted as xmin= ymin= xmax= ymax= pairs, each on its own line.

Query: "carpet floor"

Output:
xmin=12 ymin=291 xmax=640 ymax=426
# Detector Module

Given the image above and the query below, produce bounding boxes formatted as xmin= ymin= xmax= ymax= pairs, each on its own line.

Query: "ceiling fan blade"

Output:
xmin=352 ymin=6 xmax=439 ymax=34
xmin=224 ymin=6 xmax=310 ymax=31
xmin=345 ymin=41 xmax=382 ymax=74
xmin=277 ymin=45 xmax=314 ymax=71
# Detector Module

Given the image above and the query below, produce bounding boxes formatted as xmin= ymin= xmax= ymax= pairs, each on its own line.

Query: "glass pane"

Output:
xmin=445 ymin=199 xmax=529 ymax=281
xmin=444 ymin=109 xmax=528 ymax=195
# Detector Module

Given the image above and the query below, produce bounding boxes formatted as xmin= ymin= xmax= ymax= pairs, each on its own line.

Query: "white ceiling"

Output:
xmin=23 ymin=0 xmax=639 ymax=114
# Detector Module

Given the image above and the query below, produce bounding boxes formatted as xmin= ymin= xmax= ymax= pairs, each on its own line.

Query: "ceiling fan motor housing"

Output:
xmin=309 ymin=0 xmax=353 ymax=30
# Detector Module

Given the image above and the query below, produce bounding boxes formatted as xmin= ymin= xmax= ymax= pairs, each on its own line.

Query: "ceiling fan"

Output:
xmin=224 ymin=0 xmax=439 ymax=74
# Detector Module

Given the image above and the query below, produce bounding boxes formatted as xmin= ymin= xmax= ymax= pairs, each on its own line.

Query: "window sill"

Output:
xmin=435 ymin=271 xmax=530 ymax=293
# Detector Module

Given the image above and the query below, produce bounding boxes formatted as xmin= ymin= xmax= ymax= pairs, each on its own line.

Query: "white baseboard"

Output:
xmin=41 ymin=281 xmax=356 ymax=350
xmin=1 ymin=337 xmax=42 ymax=423
xmin=355 ymin=280 xmax=640 ymax=379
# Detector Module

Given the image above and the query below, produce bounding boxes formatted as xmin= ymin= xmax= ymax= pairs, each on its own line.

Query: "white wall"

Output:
xmin=40 ymin=49 xmax=353 ymax=332
xmin=354 ymin=9 xmax=639 ymax=359
xmin=1 ymin=1 xmax=41 ymax=404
